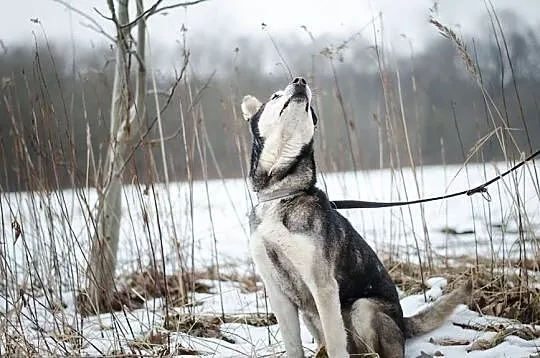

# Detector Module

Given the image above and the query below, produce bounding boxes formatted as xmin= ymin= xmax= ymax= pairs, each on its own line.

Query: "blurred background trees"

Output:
xmin=1 ymin=9 xmax=539 ymax=192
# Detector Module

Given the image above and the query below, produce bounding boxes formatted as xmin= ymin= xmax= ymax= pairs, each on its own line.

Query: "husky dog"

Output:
xmin=242 ymin=77 xmax=471 ymax=358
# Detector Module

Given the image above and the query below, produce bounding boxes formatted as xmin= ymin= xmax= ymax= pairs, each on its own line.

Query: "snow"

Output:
xmin=1 ymin=161 xmax=540 ymax=356
xmin=3 ymin=278 xmax=540 ymax=357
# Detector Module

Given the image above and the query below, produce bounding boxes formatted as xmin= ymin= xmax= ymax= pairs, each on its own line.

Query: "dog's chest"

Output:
xmin=250 ymin=208 xmax=317 ymax=311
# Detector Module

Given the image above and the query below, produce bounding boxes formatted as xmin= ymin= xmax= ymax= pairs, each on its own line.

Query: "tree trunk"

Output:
xmin=80 ymin=0 xmax=146 ymax=315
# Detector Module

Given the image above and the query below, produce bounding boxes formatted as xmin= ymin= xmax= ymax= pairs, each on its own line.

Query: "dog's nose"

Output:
xmin=292 ymin=77 xmax=307 ymax=87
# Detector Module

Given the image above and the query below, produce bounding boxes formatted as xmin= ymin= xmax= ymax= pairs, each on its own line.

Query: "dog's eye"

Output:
xmin=270 ymin=93 xmax=281 ymax=100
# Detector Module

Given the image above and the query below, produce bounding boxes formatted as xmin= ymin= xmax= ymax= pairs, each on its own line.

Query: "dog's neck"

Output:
xmin=250 ymin=141 xmax=317 ymax=200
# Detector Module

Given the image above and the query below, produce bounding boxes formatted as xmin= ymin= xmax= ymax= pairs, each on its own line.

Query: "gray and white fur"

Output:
xmin=242 ymin=77 xmax=471 ymax=358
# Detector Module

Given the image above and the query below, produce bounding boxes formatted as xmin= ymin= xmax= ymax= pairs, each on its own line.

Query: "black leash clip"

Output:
xmin=466 ymin=186 xmax=491 ymax=202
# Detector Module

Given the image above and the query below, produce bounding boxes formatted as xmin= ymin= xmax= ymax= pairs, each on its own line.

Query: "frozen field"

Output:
xmin=1 ymin=161 xmax=539 ymax=356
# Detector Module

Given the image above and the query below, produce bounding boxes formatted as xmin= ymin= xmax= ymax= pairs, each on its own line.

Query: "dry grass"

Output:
xmin=75 ymin=267 xmax=260 ymax=316
xmin=386 ymin=258 xmax=540 ymax=325
xmin=81 ymin=257 xmax=540 ymax=331
xmin=428 ymin=18 xmax=477 ymax=78
xmin=129 ymin=330 xmax=199 ymax=356
xmin=164 ymin=312 xmax=276 ymax=336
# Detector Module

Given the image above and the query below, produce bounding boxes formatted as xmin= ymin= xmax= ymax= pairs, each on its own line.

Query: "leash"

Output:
xmin=330 ymin=149 xmax=540 ymax=210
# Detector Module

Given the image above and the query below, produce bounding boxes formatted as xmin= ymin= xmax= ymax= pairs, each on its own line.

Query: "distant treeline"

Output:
xmin=1 ymin=10 xmax=539 ymax=191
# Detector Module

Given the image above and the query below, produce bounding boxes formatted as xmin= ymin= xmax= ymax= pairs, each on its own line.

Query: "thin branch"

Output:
xmin=121 ymin=0 xmax=163 ymax=29
xmin=78 ymin=21 xmax=115 ymax=43
xmin=146 ymin=70 xmax=216 ymax=144
xmin=116 ymin=53 xmax=191 ymax=174
xmin=262 ymin=24 xmax=292 ymax=80
xmin=92 ymin=0 xmax=116 ymax=24
xmin=51 ymin=0 xmax=115 ymax=42
xmin=121 ymin=0 xmax=210 ymax=29
xmin=0 ymin=39 xmax=7 ymax=55
xmin=150 ymin=0 xmax=210 ymax=16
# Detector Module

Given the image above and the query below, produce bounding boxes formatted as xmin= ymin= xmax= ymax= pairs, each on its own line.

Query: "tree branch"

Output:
xmin=51 ymin=0 xmax=114 ymax=42
xmin=146 ymin=70 xmax=215 ymax=144
xmin=121 ymin=0 xmax=163 ymax=29
xmin=116 ymin=52 xmax=190 ymax=174
xmin=78 ymin=21 xmax=115 ymax=43
xmin=151 ymin=0 xmax=211 ymax=17
xmin=121 ymin=0 xmax=210 ymax=29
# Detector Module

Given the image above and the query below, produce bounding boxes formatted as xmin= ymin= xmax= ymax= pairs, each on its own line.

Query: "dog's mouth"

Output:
xmin=279 ymin=84 xmax=309 ymax=116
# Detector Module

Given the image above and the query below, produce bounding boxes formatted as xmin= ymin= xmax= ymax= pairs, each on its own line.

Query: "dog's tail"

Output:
xmin=404 ymin=280 xmax=472 ymax=338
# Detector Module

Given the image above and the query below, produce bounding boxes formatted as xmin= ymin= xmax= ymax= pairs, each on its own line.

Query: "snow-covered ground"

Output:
xmin=3 ymin=276 xmax=540 ymax=357
xmin=1 ymin=161 xmax=539 ymax=356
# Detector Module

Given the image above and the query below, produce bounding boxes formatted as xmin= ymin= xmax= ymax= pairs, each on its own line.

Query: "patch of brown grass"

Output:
xmin=77 ymin=266 xmax=259 ymax=316
xmin=163 ymin=312 xmax=277 ymax=341
xmin=164 ymin=313 xmax=231 ymax=342
xmin=76 ymin=288 xmax=146 ymax=316
xmin=452 ymin=322 xmax=540 ymax=352
xmin=2 ymin=334 xmax=40 ymax=358
xmin=128 ymin=330 xmax=199 ymax=356
xmin=160 ymin=312 xmax=277 ymax=348
xmin=385 ymin=258 xmax=540 ymax=325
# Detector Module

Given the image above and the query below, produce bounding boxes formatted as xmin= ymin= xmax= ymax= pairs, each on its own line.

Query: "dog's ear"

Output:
xmin=241 ymin=95 xmax=262 ymax=121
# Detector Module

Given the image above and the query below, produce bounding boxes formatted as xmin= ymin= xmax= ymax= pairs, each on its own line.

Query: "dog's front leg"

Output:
xmin=309 ymin=278 xmax=348 ymax=358
xmin=264 ymin=277 xmax=304 ymax=357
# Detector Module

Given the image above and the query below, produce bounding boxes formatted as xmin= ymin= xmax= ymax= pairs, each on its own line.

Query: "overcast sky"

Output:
xmin=2 ymin=0 xmax=539 ymax=65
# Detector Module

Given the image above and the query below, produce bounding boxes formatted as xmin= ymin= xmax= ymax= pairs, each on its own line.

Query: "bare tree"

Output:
xmin=75 ymin=0 xmax=141 ymax=314
xmin=72 ymin=0 xmax=206 ymax=315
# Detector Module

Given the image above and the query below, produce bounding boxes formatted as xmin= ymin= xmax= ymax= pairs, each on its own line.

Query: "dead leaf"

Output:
xmin=429 ymin=337 xmax=470 ymax=346
xmin=467 ymin=339 xmax=493 ymax=351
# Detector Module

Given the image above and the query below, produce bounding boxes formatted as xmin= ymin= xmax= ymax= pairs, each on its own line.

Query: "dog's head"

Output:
xmin=242 ymin=77 xmax=318 ymax=190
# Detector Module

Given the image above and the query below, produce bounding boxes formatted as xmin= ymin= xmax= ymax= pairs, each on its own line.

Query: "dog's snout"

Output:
xmin=292 ymin=77 xmax=307 ymax=87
